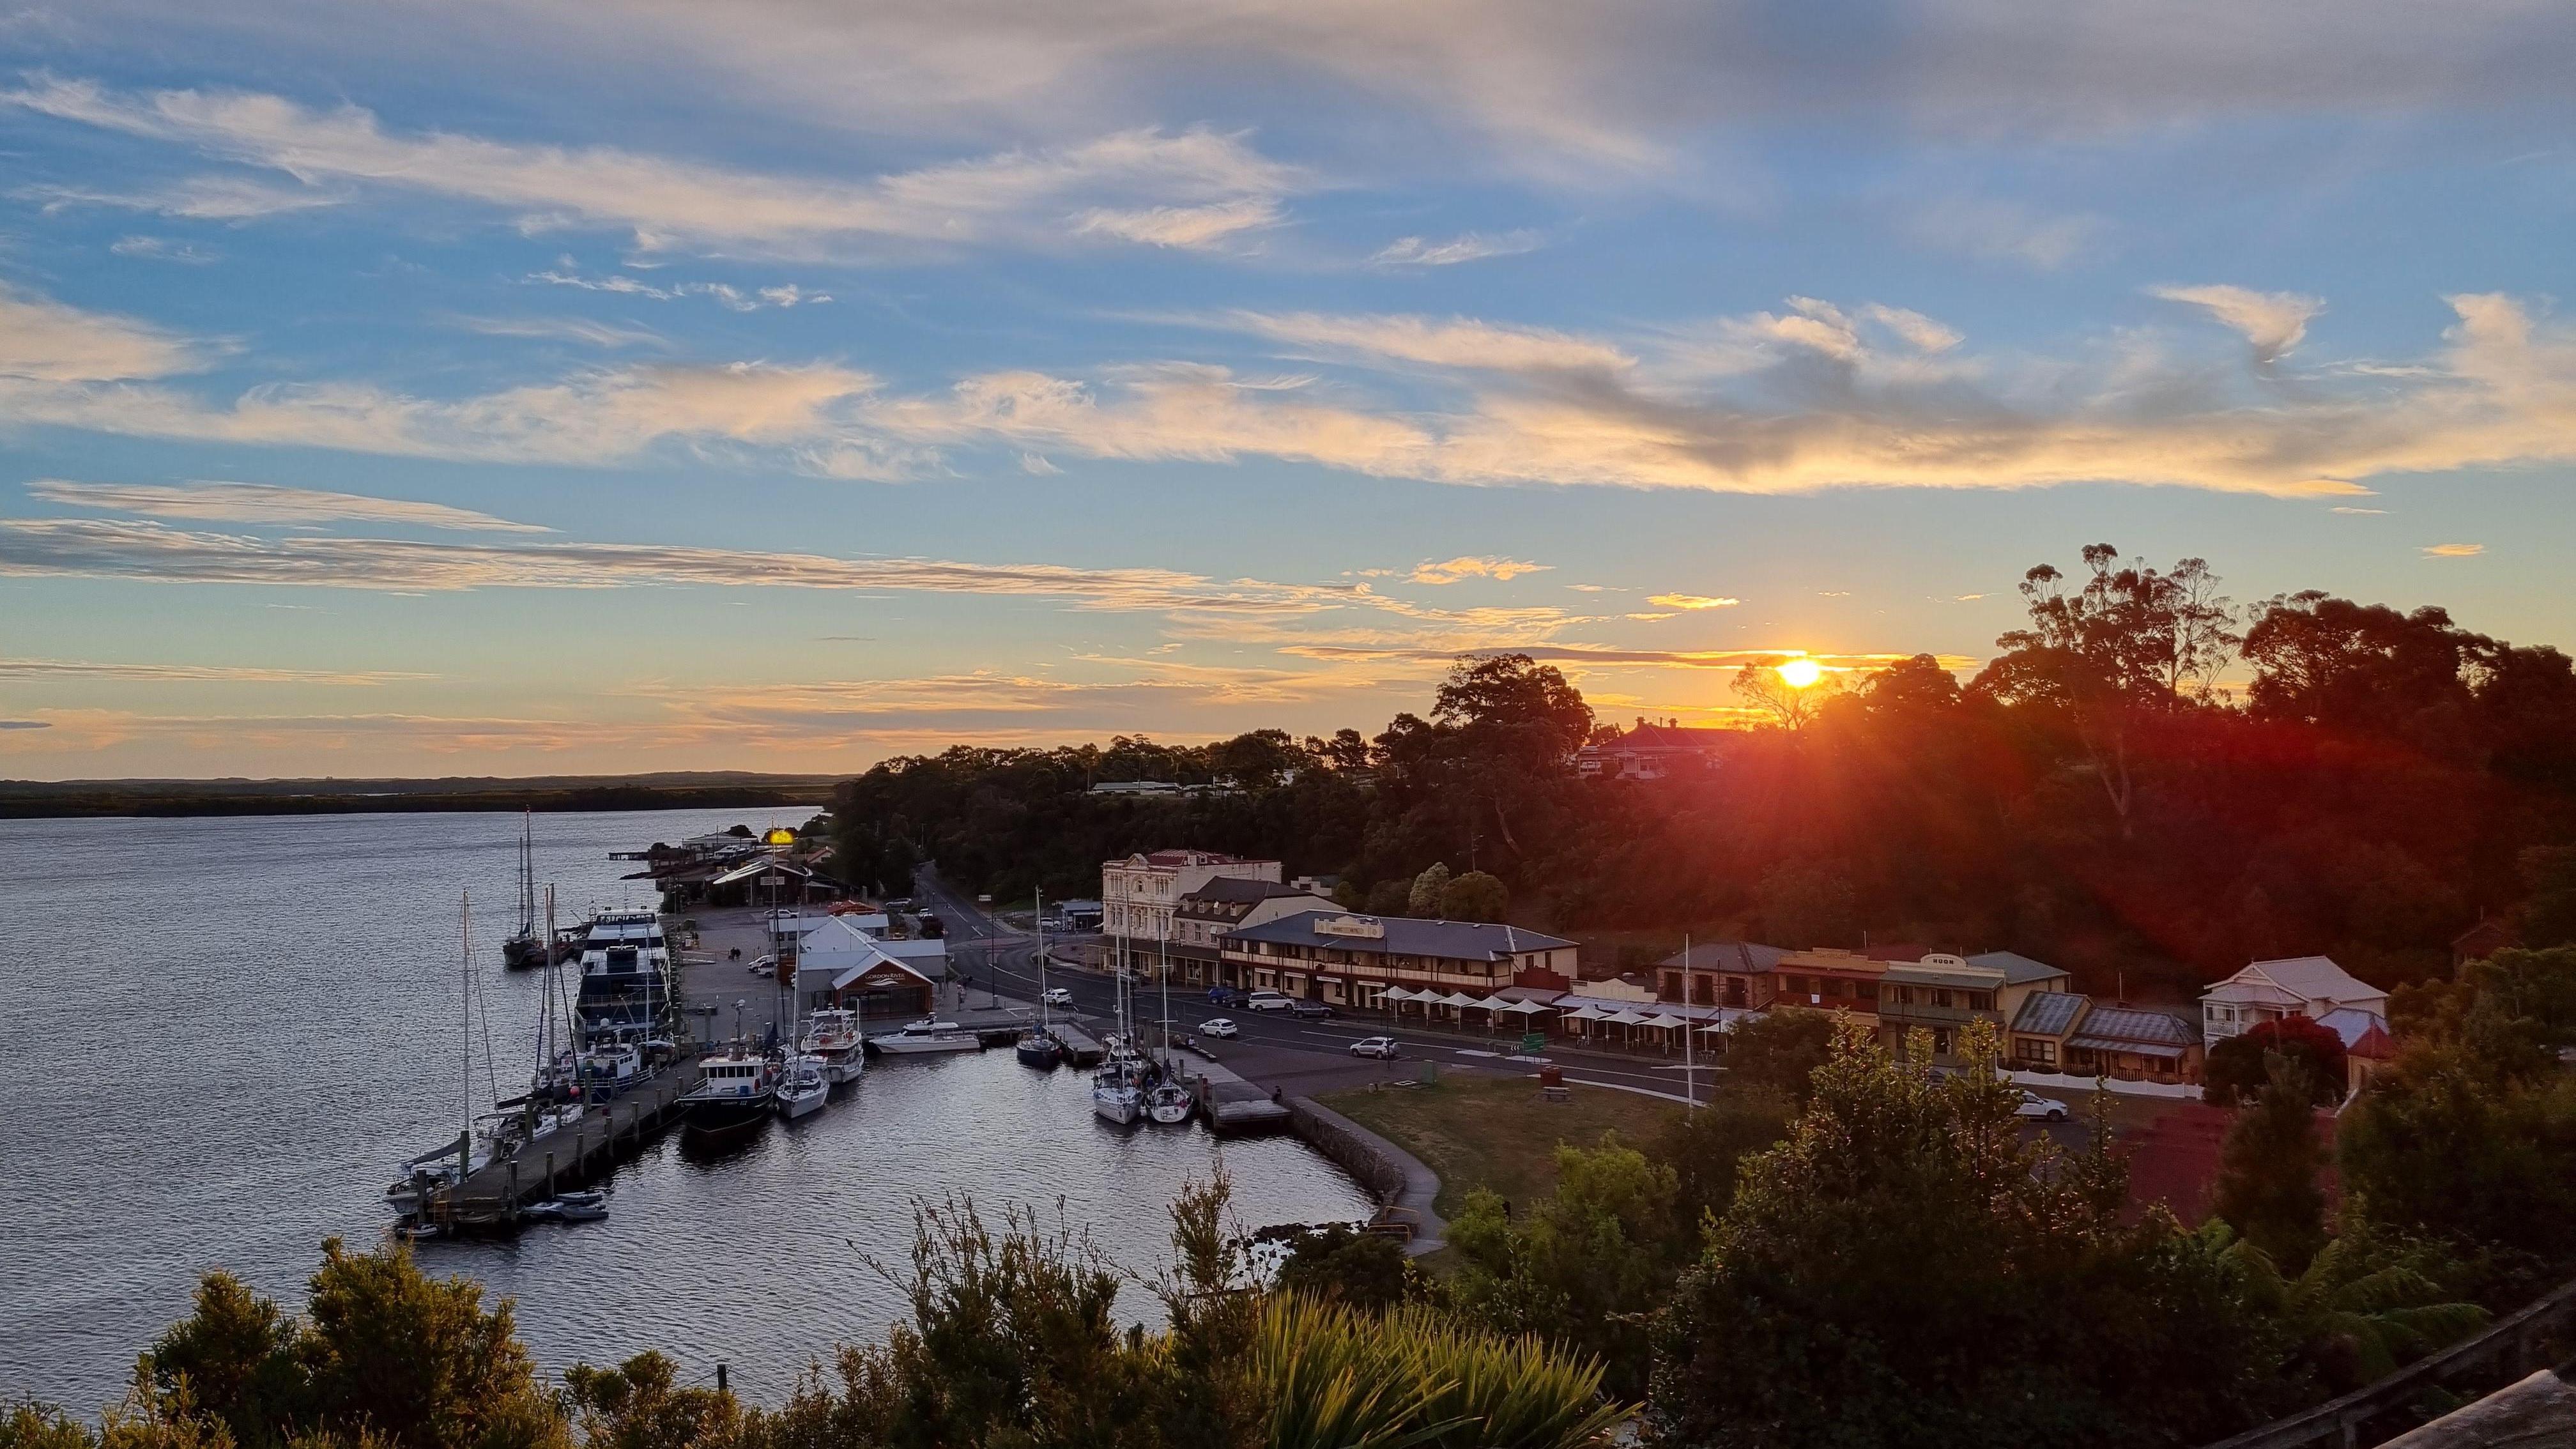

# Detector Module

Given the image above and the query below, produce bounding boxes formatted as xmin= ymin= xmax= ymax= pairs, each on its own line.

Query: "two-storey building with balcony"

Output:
xmin=1874 ymin=953 xmax=2030 ymax=1059
xmin=1157 ymin=878 xmax=1331 ymax=984
xmin=1770 ymin=948 xmax=1889 ymax=1024
xmin=1215 ymin=910 xmax=1577 ymax=1009
xmin=1655 ymin=940 xmax=1790 ymax=1010
xmin=1101 ymin=850 xmax=1280 ymax=972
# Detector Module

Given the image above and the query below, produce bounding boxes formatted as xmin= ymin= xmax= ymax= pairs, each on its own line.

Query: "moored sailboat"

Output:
xmin=1016 ymin=888 xmax=1064 ymax=1069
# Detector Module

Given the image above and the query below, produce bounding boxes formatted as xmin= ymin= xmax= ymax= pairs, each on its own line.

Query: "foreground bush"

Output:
xmin=4 ymin=1177 xmax=1620 ymax=1449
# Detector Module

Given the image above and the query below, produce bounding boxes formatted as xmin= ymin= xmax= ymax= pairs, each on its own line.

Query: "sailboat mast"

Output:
xmin=1034 ymin=889 xmax=1048 ymax=1030
xmin=461 ymin=889 xmax=475 ymax=1169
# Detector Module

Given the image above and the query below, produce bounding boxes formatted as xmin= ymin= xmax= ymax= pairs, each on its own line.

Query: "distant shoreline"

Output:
xmin=0 ymin=774 xmax=843 ymax=820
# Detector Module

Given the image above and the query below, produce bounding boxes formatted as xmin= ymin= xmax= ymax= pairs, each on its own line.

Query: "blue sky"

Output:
xmin=3 ymin=0 xmax=2572 ymax=777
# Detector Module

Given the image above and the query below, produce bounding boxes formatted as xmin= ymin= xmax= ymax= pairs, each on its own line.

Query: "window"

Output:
xmin=1932 ymin=988 xmax=1954 ymax=1009
xmin=1854 ymin=980 xmax=1877 ymax=1002
xmin=1969 ymin=992 xmax=1993 ymax=1011
xmin=2019 ymin=1038 xmax=2056 ymax=1065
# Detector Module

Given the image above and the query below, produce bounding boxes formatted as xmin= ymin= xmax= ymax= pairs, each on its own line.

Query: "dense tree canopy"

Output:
xmin=833 ymin=550 xmax=2576 ymax=999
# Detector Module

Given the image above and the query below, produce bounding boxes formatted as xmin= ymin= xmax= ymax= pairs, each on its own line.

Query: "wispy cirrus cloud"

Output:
xmin=525 ymin=268 xmax=831 ymax=311
xmin=2423 ymin=542 xmax=2485 ymax=558
xmin=0 ymin=657 xmax=432 ymax=684
xmin=0 ymin=285 xmax=203 ymax=382
xmin=1222 ymin=310 xmax=1632 ymax=372
xmin=1407 ymin=555 xmax=1551 ymax=585
xmin=0 ymin=518 xmax=1367 ymax=614
xmin=1370 ymin=230 xmax=1545 ymax=266
xmin=17 ymin=172 xmax=339 ymax=219
xmin=2153 ymin=284 xmax=2325 ymax=364
xmin=1 ymin=77 xmax=1305 ymax=258
xmin=1646 ymin=593 xmax=1738 ymax=609
xmin=1903 ymin=197 xmax=2110 ymax=270
xmin=27 ymin=480 xmax=553 ymax=533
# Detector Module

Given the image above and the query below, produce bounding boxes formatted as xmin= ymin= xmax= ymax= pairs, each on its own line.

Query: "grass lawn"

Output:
xmin=1318 ymin=1073 xmax=1688 ymax=1217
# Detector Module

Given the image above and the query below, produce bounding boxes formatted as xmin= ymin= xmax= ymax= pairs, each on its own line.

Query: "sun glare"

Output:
xmin=1775 ymin=657 xmax=1824 ymax=689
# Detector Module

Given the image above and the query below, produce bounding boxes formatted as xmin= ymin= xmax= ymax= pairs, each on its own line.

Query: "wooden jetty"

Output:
xmin=1169 ymin=1053 xmax=1292 ymax=1135
xmin=423 ymin=1061 xmax=702 ymax=1229
xmin=1048 ymin=1021 xmax=1104 ymax=1065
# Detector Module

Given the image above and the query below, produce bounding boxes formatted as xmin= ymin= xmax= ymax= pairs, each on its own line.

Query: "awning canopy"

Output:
xmin=1604 ymin=1009 xmax=1652 ymax=1026
xmin=1494 ymin=999 xmax=1552 ymax=1015
xmin=1439 ymin=991 xmax=1483 ymax=1009
xmin=1468 ymin=995 xmax=1514 ymax=1011
xmin=1379 ymin=985 xmax=1418 ymax=1002
xmin=1560 ymin=1004 xmax=1608 ymax=1022
xmin=1641 ymin=1013 xmax=1690 ymax=1030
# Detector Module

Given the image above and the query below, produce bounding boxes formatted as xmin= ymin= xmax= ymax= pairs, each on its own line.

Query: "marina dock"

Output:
xmin=1163 ymin=1050 xmax=1292 ymax=1135
xmin=422 ymin=1061 xmax=703 ymax=1229
xmin=1047 ymin=1021 xmax=1104 ymax=1064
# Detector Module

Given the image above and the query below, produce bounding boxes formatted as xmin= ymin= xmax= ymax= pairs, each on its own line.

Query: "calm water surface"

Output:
xmin=0 ymin=810 xmax=1372 ymax=1409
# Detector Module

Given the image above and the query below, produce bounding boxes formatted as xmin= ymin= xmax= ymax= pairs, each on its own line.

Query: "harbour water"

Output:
xmin=0 ymin=809 xmax=1375 ymax=1409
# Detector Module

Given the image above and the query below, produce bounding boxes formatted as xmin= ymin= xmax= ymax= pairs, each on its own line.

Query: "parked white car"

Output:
xmin=1244 ymin=990 xmax=1294 ymax=1012
xmin=1349 ymin=1036 xmax=1400 ymax=1059
xmin=1042 ymin=986 xmax=1074 ymax=1007
xmin=749 ymin=954 xmax=776 ymax=977
xmin=2016 ymin=1091 xmax=2071 ymax=1123
xmin=1200 ymin=1018 xmax=1240 ymax=1038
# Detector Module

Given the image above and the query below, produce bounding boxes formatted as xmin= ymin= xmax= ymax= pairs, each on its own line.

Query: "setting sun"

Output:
xmin=1775 ymin=657 xmax=1825 ymax=689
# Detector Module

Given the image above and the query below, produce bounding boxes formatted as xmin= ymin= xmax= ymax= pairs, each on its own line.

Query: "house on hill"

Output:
xmin=1577 ymin=721 xmax=1740 ymax=781
xmin=2200 ymin=955 xmax=2387 ymax=1043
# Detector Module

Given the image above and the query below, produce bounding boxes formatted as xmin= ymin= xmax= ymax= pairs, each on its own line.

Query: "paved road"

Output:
xmin=911 ymin=866 xmax=1715 ymax=1101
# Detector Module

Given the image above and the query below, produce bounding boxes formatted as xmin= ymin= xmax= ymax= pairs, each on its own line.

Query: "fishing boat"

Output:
xmin=680 ymin=1048 xmax=777 ymax=1142
xmin=870 ymin=1018 xmax=981 ymax=1055
xmin=572 ymin=909 xmax=676 ymax=1039
xmin=776 ymin=1054 xmax=830 ymax=1119
xmin=1016 ymin=888 xmax=1064 ymax=1069
xmin=1146 ymin=1080 xmax=1194 ymax=1124
xmin=798 ymin=1008 xmax=867 ymax=1084
xmin=501 ymin=810 xmax=546 ymax=970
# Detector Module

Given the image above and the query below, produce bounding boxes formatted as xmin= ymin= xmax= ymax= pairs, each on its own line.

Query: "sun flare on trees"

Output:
xmin=1775 ymin=657 xmax=1825 ymax=689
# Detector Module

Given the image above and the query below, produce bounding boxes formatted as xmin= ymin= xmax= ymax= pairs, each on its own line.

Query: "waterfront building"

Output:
xmin=1101 ymin=849 xmax=1282 ymax=965
xmin=1769 ymin=947 xmax=1890 ymax=1024
xmin=2064 ymin=1004 xmax=2204 ymax=1083
xmin=1162 ymin=878 xmax=1332 ymax=982
xmin=1874 ymin=953 xmax=2011 ymax=1059
xmin=1214 ymin=908 xmax=1577 ymax=1010
xmin=793 ymin=931 xmax=938 ymax=1016
xmin=1657 ymin=940 xmax=1789 ymax=1010
xmin=2200 ymin=954 xmax=2386 ymax=1042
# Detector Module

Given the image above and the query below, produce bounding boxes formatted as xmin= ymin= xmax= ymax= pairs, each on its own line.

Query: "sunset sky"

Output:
xmin=4 ymin=1 xmax=2573 ymax=777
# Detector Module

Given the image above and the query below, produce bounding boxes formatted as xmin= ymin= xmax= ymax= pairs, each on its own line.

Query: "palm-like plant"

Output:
xmin=1257 ymin=1296 xmax=1630 ymax=1449
xmin=2223 ymin=1232 xmax=2488 ymax=1389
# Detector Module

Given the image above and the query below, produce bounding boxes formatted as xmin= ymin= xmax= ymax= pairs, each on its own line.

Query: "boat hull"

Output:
xmin=1015 ymin=1035 xmax=1063 ymax=1069
xmin=681 ymin=1094 xmax=773 ymax=1140
xmin=1092 ymin=1089 xmax=1141 ymax=1125
xmin=777 ymin=1087 xmax=827 ymax=1119
xmin=870 ymin=1034 xmax=981 ymax=1055
xmin=1146 ymin=1092 xmax=1193 ymax=1124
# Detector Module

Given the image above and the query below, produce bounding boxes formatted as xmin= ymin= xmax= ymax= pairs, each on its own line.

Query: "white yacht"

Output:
xmin=798 ymin=1009 xmax=867 ymax=1083
xmin=776 ymin=1054 xmax=830 ymax=1119
xmin=870 ymin=1018 xmax=981 ymax=1055
xmin=1146 ymin=1080 xmax=1194 ymax=1125
xmin=1092 ymin=1056 xmax=1146 ymax=1126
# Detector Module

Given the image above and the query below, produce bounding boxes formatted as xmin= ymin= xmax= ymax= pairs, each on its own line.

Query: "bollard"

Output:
xmin=716 ymin=1364 xmax=728 ymax=1393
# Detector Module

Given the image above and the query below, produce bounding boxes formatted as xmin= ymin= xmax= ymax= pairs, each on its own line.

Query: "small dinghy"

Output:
xmin=525 ymin=1190 xmax=608 ymax=1223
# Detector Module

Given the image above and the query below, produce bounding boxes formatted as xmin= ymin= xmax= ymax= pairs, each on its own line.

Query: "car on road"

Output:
xmin=1200 ymin=1018 xmax=1240 ymax=1038
xmin=1350 ymin=1036 xmax=1399 ymax=1059
xmin=1206 ymin=986 xmax=1246 ymax=1006
xmin=749 ymin=954 xmax=776 ymax=976
xmin=2016 ymin=1091 xmax=2071 ymax=1122
xmin=1289 ymin=1000 xmax=1333 ymax=1018
xmin=1244 ymin=990 xmax=1294 ymax=1012
xmin=1043 ymin=987 xmax=1074 ymax=1007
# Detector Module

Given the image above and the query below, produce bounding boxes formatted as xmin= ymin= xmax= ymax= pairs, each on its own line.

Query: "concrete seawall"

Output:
xmin=1286 ymin=1096 xmax=1447 ymax=1255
